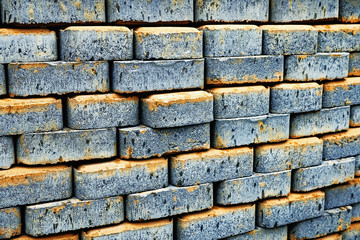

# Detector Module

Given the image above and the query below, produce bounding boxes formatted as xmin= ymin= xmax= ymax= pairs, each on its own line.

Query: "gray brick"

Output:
xmin=0 ymin=65 xmax=5 ymax=95
xmin=0 ymin=136 xmax=14 ymax=170
xmin=350 ymin=105 xmax=360 ymax=127
xmin=68 ymin=94 xmax=139 ymax=130
xmin=12 ymin=233 xmax=79 ymax=240
xmin=199 ymin=25 xmax=262 ymax=57
xmin=25 ymin=197 xmax=124 ymax=237
xmin=170 ymin=147 xmax=253 ymax=187
xmin=350 ymin=52 xmax=360 ymax=76
xmin=270 ymin=83 xmax=323 ymax=114
xmin=323 ymin=78 xmax=360 ymax=108
xmin=292 ymin=158 xmax=355 ymax=192
xmin=209 ymin=86 xmax=269 ymax=119
xmin=60 ymin=26 xmax=132 ymax=61
xmin=112 ymin=59 xmax=204 ymax=94
xmin=17 ymin=128 xmax=116 ymax=165
xmin=0 ymin=165 xmax=72 ymax=209
xmin=0 ymin=207 xmax=21 ymax=239
xmin=134 ymin=27 xmax=202 ymax=60
xmin=206 ymin=55 xmax=283 ymax=85
xmin=257 ymin=191 xmax=325 ymax=228
xmin=342 ymin=222 xmax=360 ymax=239
xmin=119 ymin=124 xmax=210 ymax=159
xmin=225 ymin=226 xmax=288 ymax=240
xmin=356 ymin=155 xmax=360 ymax=177
xmin=340 ymin=0 xmax=360 ymax=23
xmin=8 ymin=61 xmax=109 ymax=97
xmin=290 ymin=106 xmax=350 ymax=138
xmin=212 ymin=114 xmax=289 ymax=149
xmin=176 ymin=205 xmax=255 ymax=240
xmin=352 ymin=202 xmax=360 ymax=222
xmin=141 ymin=91 xmax=213 ymax=128
xmin=261 ymin=25 xmax=318 ymax=55
xmin=75 ymin=157 xmax=168 ymax=200
xmin=324 ymin=178 xmax=360 ymax=209
xmin=126 ymin=184 xmax=213 ymax=221
xmin=0 ymin=29 xmax=57 ymax=64
xmin=255 ymin=137 xmax=323 ymax=173
xmin=216 ymin=171 xmax=291 ymax=205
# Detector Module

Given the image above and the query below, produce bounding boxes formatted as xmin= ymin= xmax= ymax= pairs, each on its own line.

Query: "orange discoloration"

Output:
xmin=260 ymin=25 xmax=316 ymax=31
xmin=186 ymin=186 xmax=198 ymax=192
xmin=323 ymin=77 xmax=360 ymax=92
xmin=0 ymin=28 xmax=53 ymax=36
xmin=68 ymin=93 xmax=138 ymax=109
xmin=314 ymin=24 xmax=360 ymax=35
xmin=0 ymin=98 xmax=61 ymax=115
xmin=199 ymin=25 xmax=259 ymax=31
xmin=273 ymin=82 xmax=321 ymax=90
xmin=209 ymin=85 xmax=267 ymax=95
xmin=322 ymin=127 xmax=360 ymax=144
xmin=259 ymin=191 xmax=324 ymax=207
xmin=17 ymin=63 xmax=49 ymax=71
xmin=12 ymin=233 xmax=79 ymax=240
xmin=63 ymin=26 xmax=131 ymax=32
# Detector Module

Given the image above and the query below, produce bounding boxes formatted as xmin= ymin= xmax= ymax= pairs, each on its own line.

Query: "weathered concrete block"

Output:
xmin=257 ymin=191 xmax=325 ymax=228
xmin=0 ymin=29 xmax=57 ymax=63
xmin=270 ymin=0 xmax=338 ymax=23
xmin=119 ymin=124 xmax=210 ymax=159
xmin=17 ymin=128 xmax=116 ymax=165
xmin=60 ymin=26 xmax=132 ymax=61
xmin=289 ymin=206 xmax=352 ymax=240
xmin=112 ymin=59 xmax=204 ymax=94
xmin=352 ymin=202 xmax=360 ymax=222
xmin=199 ymin=25 xmax=262 ymax=57
xmin=322 ymin=128 xmax=360 ymax=160
xmin=68 ymin=94 xmax=139 ymax=130
xmin=81 ymin=219 xmax=173 ymax=240
xmin=170 ymin=147 xmax=253 ymax=187
xmin=342 ymin=222 xmax=360 ymax=239
xmin=324 ymin=178 xmax=360 ymax=209
xmin=315 ymin=25 xmax=360 ymax=52
xmin=206 ymin=55 xmax=283 ymax=85
xmin=290 ymin=106 xmax=350 ymax=138
xmin=75 ymin=157 xmax=168 ymax=200
xmin=134 ymin=27 xmax=202 ymax=60
xmin=0 ymin=165 xmax=71 ymax=209
xmin=25 ymin=197 xmax=124 ymax=237
xmin=226 ymin=226 xmax=288 ymax=240
xmin=8 ymin=61 xmax=109 ymax=97
xmin=285 ymin=53 xmax=349 ymax=81
xmin=292 ymin=158 xmax=355 ymax=192
xmin=323 ymin=78 xmax=360 ymax=108
xmin=216 ymin=171 xmax=290 ymax=205
xmin=194 ymin=0 xmax=269 ymax=22
xmin=0 ymin=207 xmax=21 ymax=239
xmin=12 ymin=233 xmax=79 ymax=240
xmin=0 ymin=136 xmax=14 ymax=170
xmin=350 ymin=105 xmax=360 ymax=127
xmin=212 ymin=114 xmax=289 ymax=149
xmin=355 ymin=155 xmax=360 ymax=177
xmin=340 ymin=0 xmax=360 ymax=23
xmin=141 ymin=91 xmax=213 ymax=128
xmin=261 ymin=25 xmax=318 ymax=55
xmin=126 ymin=184 xmax=213 ymax=221
xmin=176 ymin=205 xmax=255 ymax=240
xmin=0 ymin=98 xmax=62 ymax=136
xmin=209 ymin=86 xmax=269 ymax=119
xmin=270 ymin=83 xmax=322 ymax=114
xmin=0 ymin=65 xmax=5 ymax=95
xmin=255 ymin=137 xmax=323 ymax=173
xmin=349 ymin=52 xmax=360 ymax=76
xmin=1 ymin=0 xmax=105 ymax=24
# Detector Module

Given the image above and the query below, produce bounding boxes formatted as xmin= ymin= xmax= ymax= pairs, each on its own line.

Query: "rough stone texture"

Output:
xmin=212 ymin=114 xmax=290 ymax=149
xmin=270 ymin=83 xmax=323 ymax=114
xmin=292 ymin=158 xmax=355 ymax=192
xmin=126 ymin=184 xmax=213 ymax=221
xmin=12 ymin=233 xmax=79 ymax=240
xmin=199 ymin=25 xmax=262 ymax=57
xmin=0 ymin=136 xmax=14 ymax=170
xmin=0 ymin=98 xmax=62 ymax=136
xmin=81 ymin=219 xmax=173 ymax=240
xmin=134 ymin=27 xmax=202 ymax=60
xmin=60 ymin=26 xmax=133 ymax=61
xmin=0 ymin=29 xmax=57 ymax=64
xmin=323 ymin=77 xmax=360 ymax=108
xmin=0 ymin=165 xmax=72 ymax=209
xmin=0 ymin=207 xmax=21 ymax=239
xmin=176 ymin=205 xmax=255 ymax=240
xmin=209 ymin=86 xmax=269 ymax=119
xmin=0 ymin=65 xmax=5 ymax=95
xmin=206 ymin=55 xmax=283 ymax=85
xmin=112 ymin=59 xmax=204 ymax=94
xmin=352 ymin=202 xmax=360 ymax=222
xmin=289 ymin=206 xmax=352 ymax=240
xmin=257 ymin=191 xmax=325 ymax=228
xmin=170 ymin=147 xmax=253 ymax=187
xmin=254 ymin=137 xmax=323 ymax=173
xmin=67 ymin=94 xmax=139 ymax=130
xmin=261 ymin=25 xmax=318 ymax=55
xmin=25 ymin=197 xmax=124 ymax=237
xmin=340 ymin=0 xmax=360 ymax=23
xmin=17 ymin=128 xmax=116 ymax=165
xmin=194 ymin=0 xmax=269 ymax=22
xmin=315 ymin=25 xmax=360 ymax=52
xmin=141 ymin=91 xmax=213 ymax=128
xmin=350 ymin=105 xmax=360 ymax=127
xmin=342 ymin=222 xmax=360 ymax=239
xmin=216 ymin=171 xmax=291 ymax=205
xmin=8 ymin=61 xmax=109 ymax=97
xmin=284 ymin=53 xmax=349 ymax=81
xmin=324 ymin=178 xmax=360 ymax=209
xmin=270 ymin=0 xmax=338 ymax=23
xmin=290 ymin=106 xmax=350 ymax=138
xmin=74 ymin=158 xmax=168 ymax=200
xmin=355 ymin=155 xmax=360 ymax=177
xmin=226 ymin=226 xmax=288 ymax=240
xmin=349 ymin=52 xmax=360 ymax=76
xmin=118 ymin=124 xmax=210 ymax=159
xmin=1 ymin=0 xmax=105 ymax=24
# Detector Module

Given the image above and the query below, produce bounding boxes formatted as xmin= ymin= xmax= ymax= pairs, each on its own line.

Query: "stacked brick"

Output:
xmin=1 ymin=0 xmax=360 ymax=239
